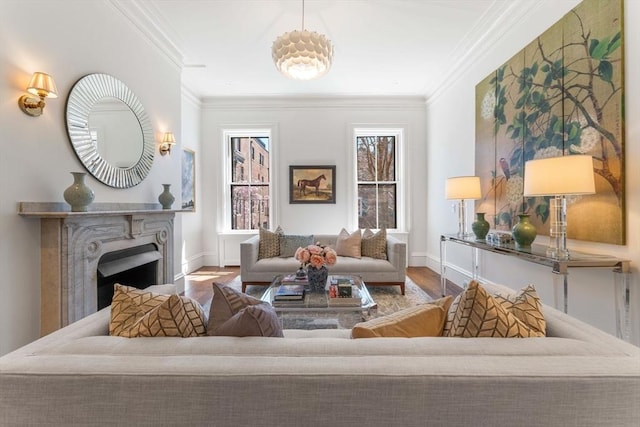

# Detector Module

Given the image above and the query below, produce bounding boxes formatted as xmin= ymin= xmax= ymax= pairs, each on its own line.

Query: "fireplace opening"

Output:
xmin=97 ymin=243 xmax=161 ymax=310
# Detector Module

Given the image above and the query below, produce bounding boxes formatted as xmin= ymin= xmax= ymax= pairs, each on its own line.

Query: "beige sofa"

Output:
xmin=240 ymin=233 xmax=407 ymax=294
xmin=0 ymin=284 xmax=638 ymax=426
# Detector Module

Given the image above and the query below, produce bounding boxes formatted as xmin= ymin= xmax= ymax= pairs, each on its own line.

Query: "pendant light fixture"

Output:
xmin=272 ymin=0 xmax=334 ymax=80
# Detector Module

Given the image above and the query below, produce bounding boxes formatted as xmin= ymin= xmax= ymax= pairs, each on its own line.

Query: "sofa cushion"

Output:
xmin=207 ymin=282 xmax=264 ymax=335
xmin=110 ymin=285 xmax=206 ymax=338
xmin=351 ymin=296 xmax=453 ymax=338
xmin=444 ymin=280 xmax=544 ymax=338
xmin=109 ymin=284 xmax=172 ymax=336
xmin=494 ymin=284 xmax=546 ymax=335
xmin=211 ymin=304 xmax=283 ymax=337
xmin=335 ymin=228 xmax=362 ymax=258
xmin=258 ymin=226 xmax=283 ymax=259
xmin=361 ymin=228 xmax=387 ymax=260
xmin=279 ymin=234 xmax=314 ymax=257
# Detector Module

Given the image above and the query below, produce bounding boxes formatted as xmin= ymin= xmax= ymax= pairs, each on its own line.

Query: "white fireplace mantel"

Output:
xmin=19 ymin=202 xmax=181 ymax=335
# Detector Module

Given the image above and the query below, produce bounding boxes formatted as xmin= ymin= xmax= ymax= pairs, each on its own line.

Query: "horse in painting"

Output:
xmin=298 ymin=174 xmax=326 ymax=196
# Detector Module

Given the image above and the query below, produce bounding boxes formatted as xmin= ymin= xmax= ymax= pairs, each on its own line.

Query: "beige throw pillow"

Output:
xmin=494 ymin=284 xmax=546 ymax=335
xmin=258 ymin=226 xmax=283 ymax=259
xmin=444 ymin=280 xmax=544 ymax=338
xmin=352 ymin=296 xmax=453 ymax=338
xmin=361 ymin=228 xmax=387 ymax=260
xmin=335 ymin=228 xmax=362 ymax=258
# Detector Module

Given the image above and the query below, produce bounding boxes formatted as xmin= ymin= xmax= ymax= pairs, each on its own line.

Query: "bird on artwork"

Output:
xmin=499 ymin=157 xmax=510 ymax=180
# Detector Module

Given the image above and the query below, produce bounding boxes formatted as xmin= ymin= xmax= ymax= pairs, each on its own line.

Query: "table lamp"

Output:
xmin=446 ymin=176 xmax=481 ymax=237
xmin=523 ymin=155 xmax=595 ymax=259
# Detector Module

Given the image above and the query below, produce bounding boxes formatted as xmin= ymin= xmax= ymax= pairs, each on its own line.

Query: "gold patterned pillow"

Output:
xmin=258 ymin=226 xmax=283 ymax=259
xmin=494 ymin=284 xmax=546 ymax=335
xmin=444 ymin=280 xmax=544 ymax=338
xmin=361 ymin=228 xmax=387 ymax=260
xmin=207 ymin=282 xmax=265 ymax=335
xmin=335 ymin=228 xmax=362 ymax=258
xmin=109 ymin=284 xmax=169 ymax=336
xmin=352 ymin=296 xmax=453 ymax=338
xmin=123 ymin=294 xmax=205 ymax=338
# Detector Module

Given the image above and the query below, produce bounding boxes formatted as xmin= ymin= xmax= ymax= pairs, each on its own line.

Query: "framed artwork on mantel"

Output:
xmin=289 ymin=165 xmax=336 ymax=204
xmin=181 ymin=148 xmax=196 ymax=211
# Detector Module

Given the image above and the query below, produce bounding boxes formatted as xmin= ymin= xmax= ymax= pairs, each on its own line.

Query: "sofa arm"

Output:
xmin=240 ymin=235 xmax=261 ymax=279
xmin=386 ymin=235 xmax=407 ymax=270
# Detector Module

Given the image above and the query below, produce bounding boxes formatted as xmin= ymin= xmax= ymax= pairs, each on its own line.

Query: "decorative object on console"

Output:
xmin=471 ymin=212 xmax=490 ymax=240
xmin=158 ymin=184 xmax=175 ymax=210
xmin=524 ymin=155 xmax=595 ymax=259
xmin=272 ymin=0 xmax=333 ymax=80
xmin=511 ymin=214 xmax=537 ymax=248
xmin=159 ymin=132 xmax=176 ymax=156
xmin=445 ymin=176 xmax=481 ymax=237
xmin=63 ymin=172 xmax=94 ymax=212
xmin=18 ymin=71 xmax=57 ymax=117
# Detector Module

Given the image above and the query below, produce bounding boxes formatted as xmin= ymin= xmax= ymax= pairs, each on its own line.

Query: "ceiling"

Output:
xmin=114 ymin=0 xmax=537 ymax=99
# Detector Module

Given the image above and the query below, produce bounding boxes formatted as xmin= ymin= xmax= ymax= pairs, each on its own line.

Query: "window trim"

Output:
xmin=221 ymin=126 xmax=278 ymax=233
xmin=351 ymin=125 xmax=407 ymax=232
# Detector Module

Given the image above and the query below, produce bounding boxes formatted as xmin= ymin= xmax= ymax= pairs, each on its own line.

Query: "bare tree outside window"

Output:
xmin=356 ymin=135 xmax=397 ymax=229
xmin=230 ymin=136 xmax=270 ymax=230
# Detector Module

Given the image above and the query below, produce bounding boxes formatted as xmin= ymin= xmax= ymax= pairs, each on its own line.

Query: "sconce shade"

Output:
xmin=446 ymin=176 xmax=482 ymax=200
xmin=159 ymin=131 xmax=176 ymax=156
xmin=523 ymin=155 xmax=595 ymax=196
xmin=26 ymin=72 xmax=58 ymax=98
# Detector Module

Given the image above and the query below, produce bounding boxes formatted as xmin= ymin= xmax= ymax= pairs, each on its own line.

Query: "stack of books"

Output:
xmin=272 ymin=282 xmax=306 ymax=306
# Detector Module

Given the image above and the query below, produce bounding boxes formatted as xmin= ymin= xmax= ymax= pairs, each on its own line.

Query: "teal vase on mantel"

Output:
xmin=512 ymin=214 xmax=537 ymax=248
xmin=158 ymin=184 xmax=175 ymax=210
xmin=471 ymin=212 xmax=490 ymax=240
xmin=63 ymin=172 xmax=95 ymax=212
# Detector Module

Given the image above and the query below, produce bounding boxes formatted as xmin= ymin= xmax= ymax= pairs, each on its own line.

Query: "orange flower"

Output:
xmin=324 ymin=249 xmax=337 ymax=265
xmin=309 ymin=254 xmax=325 ymax=268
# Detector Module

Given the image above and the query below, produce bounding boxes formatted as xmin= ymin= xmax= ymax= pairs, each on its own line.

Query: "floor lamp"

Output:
xmin=446 ymin=176 xmax=481 ymax=238
xmin=523 ymin=155 xmax=595 ymax=259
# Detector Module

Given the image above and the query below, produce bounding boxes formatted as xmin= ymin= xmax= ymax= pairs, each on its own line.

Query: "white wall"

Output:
xmin=199 ymin=97 xmax=427 ymax=268
xmin=0 ymin=1 xmax=182 ymax=355
xmin=427 ymin=0 xmax=640 ymax=344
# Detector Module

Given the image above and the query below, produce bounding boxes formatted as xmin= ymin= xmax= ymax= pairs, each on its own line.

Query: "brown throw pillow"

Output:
xmin=258 ymin=226 xmax=283 ymax=259
xmin=109 ymin=284 xmax=170 ymax=336
xmin=352 ymin=296 xmax=453 ymax=338
xmin=494 ymin=284 xmax=546 ymax=335
xmin=361 ymin=228 xmax=387 ymax=260
xmin=334 ymin=228 xmax=362 ymax=258
xmin=207 ymin=282 xmax=264 ymax=335
xmin=211 ymin=304 xmax=283 ymax=337
xmin=444 ymin=280 xmax=544 ymax=338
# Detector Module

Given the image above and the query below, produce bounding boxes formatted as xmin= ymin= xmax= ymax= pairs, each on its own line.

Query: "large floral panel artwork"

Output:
xmin=475 ymin=0 xmax=624 ymax=245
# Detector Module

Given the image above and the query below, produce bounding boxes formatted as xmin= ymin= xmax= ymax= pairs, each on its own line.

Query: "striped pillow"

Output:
xmin=258 ymin=226 xmax=283 ymax=259
xmin=361 ymin=228 xmax=387 ymax=260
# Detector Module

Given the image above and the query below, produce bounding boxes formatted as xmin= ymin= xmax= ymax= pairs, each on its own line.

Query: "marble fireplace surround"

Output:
xmin=19 ymin=202 xmax=177 ymax=335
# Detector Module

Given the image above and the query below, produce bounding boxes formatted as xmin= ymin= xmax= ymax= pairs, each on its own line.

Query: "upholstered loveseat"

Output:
xmin=240 ymin=230 xmax=407 ymax=294
xmin=0 ymin=283 xmax=638 ymax=426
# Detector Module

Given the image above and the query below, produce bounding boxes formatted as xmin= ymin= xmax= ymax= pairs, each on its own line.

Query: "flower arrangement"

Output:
xmin=295 ymin=243 xmax=337 ymax=269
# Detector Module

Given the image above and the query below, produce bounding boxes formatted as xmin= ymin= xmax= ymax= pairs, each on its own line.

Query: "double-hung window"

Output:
xmin=225 ymin=131 xmax=271 ymax=230
xmin=354 ymin=129 xmax=403 ymax=230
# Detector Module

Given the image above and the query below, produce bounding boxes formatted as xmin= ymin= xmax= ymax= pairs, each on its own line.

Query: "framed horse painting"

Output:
xmin=289 ymin=165 xmax=336 ymax=204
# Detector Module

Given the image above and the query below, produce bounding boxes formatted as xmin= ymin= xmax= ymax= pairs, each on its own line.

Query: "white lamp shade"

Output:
xmin=446 ymin=176 xmax=481 ymax=200
xmin=272 ymin=30 xmax=333 ymax=80
xmin=523 ymin=155 xmax=595 ymax=196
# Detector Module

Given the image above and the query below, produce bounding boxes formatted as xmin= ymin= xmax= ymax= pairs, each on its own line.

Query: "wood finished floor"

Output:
xmin=184 ymin=266 xmax=462 ymax=308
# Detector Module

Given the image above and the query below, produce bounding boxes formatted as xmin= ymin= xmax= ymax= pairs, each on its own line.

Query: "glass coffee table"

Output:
xmin=261 ymin=274 xmax=377 ymax=329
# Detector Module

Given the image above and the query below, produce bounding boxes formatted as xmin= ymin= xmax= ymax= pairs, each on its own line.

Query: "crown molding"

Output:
xmin=201 ymin=95 xmax=427 ymax=111
xmin=426 ymin=0 xmax=542 ymax=106
xmin=107 ymin=0 xmax=184 ymax=69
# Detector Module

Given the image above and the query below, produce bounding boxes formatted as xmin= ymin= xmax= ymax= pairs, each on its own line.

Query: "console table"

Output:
xmin=440 ymin=234 xmax=631 ymax=341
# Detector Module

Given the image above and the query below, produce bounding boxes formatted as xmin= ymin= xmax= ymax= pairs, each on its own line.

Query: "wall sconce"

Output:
xmin=446 ymin=176 xmax=482 ymax=237
xmin=18 ymin=72 xmax=58 ymax=117
xmin=159 ymin=132 xmax=176 ymax=156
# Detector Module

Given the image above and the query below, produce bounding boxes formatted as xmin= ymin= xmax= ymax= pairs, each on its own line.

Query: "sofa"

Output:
xmin=0 ymin=284 xmax=638 ymax=426
xmin=240 ymin=233 xmax=407 ymax=294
